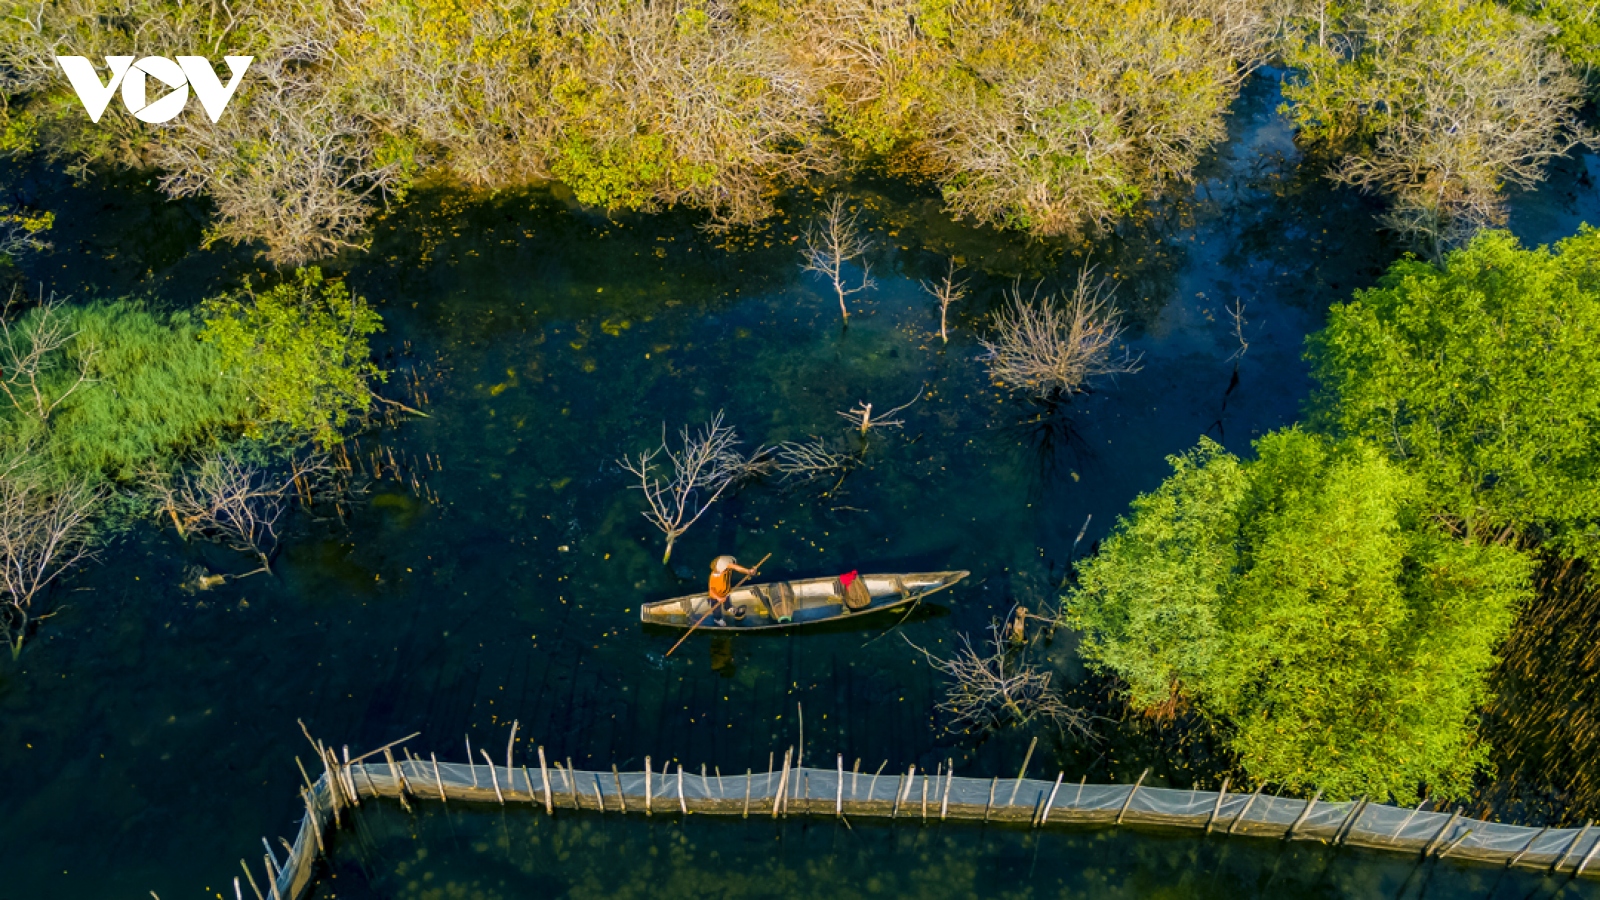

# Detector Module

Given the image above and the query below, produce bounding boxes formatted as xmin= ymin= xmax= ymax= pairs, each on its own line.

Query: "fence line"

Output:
xmin=247 ymin=732 xmax=1600 ymax=900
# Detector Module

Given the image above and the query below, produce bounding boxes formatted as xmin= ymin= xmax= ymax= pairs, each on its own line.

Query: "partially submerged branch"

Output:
xmin=619 ymin=411 xmax=764 ymax=563
xmin=920 ymin=260 xmax=969 ymax=344
xmin=148 ymin=451 xmax=331 ymax=574
xmin=907 ymin=619 xmax=1095 ymax=739
xmin=801 ymin=195 xmax=875 ymax=321
xmin=0 ymin=456 xmax=101 ymax=656
xmin=980 ymin=271 xmax=1142 ymax=400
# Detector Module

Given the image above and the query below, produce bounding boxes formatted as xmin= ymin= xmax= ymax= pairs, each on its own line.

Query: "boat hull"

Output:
xmin=639 ymin=571 xmax=968 ymax=631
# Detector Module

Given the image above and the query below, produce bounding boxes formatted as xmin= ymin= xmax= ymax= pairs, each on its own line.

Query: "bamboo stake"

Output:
xmin=852 ymin=759 xmax=861 ymax=799
xmin=1229 ymin=784 xmax=1264 ymax=835
xmin=506 ymin=720 xmax=518 ymax=775
xmin=921 ymin=772 xmax=928 ymax=821
xmin=431 ymin=753 xmax=446 ymax=803
xmin=1116 ymin=769 xmax=1149 ymax=825
xmin=837 ymin=754 xmax=844 ymax=818
xmin=466 ymin=737 xmax=476 ymax=788
xmin=678 ymin=764 xmax=688 ymax=815
xmin=240 ymin=861 xmax=264 ymax=900
xmin=301 ymin=788 xmax=324 ymax=855
xmin=744 ymin=768 xmax=752 ymax=818
xmin=594 ymin=773 xmax=607 ymax=813
xmin=1552 ymin=821 xmax=1592 ymax=874
xmin=1509 ymin=826 xmax=1549 ymax=867
xmin=1334 ymin=797 xmax=1368 ymax=846
xmin=1008 ymin=737 xmax=1037 ymax=806
xmin=984 ymin=777 xmax=997 ymax=822
xmin=383 ymin=748 xmax=410 ymax=813
xmin=773 ymin=748 xmax=791 ymax=818
xmin=1389 ymin=802 xmax=1426 ymax=844
xmin=941 ymin=763 xmax=953 ymax=821
xmin=1039 ymin=772 xmax=1064 ymax=825
xmin=1074 ymin=775 xmax=1085 ymax=809
xmin=564 ymin=759 xmax=579 ymax=809
xmin=701 ymin=763 xmax=709 ymax=799
xmin=481 ymin=750 xmax=504 ymax=805
xmin=1437 ymin=829 xmax=1474 ymax=860
xmin=1422 ymin=808 xmax=1461 ymax=857
xmin=341 ymin=747 xmax=361 ymax=806
xmin=869 ymin=761 xmax=886 ymax=803
xmin=614 ymin=765 xmax=627 ymax=813
xmin=1286 ymin=790 xmax=1322 ymax=840
xmin=539 ymin=747 xmax=553 ymax=814
xmin=1574 ymin=828 xmax=1600 ymax=876
xmin=645 ymin=756 xmax=653 ymax=815
xmin=265 ymin=856 xmax=282 ymax=900
xmin=1205 ymin=777 xmax=1231 ymax=833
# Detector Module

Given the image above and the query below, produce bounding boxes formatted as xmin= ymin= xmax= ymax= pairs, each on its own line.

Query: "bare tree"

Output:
xmin=1225 ymin=298 xmax=1250 ymax=363
xmin=801 ymin=195 xmax=875 ymax=321
xmin=0 ymin=288 xmax=96 ymax=421
xmin=837 ymin=386 xmax=923 ymax=435
xmin=148 ymin=451 xmax=330 ymax=574
xmin=619 ymin=411 xmax=760 ymax=563
xmin=0 ymin=458 xmax=100 ymax=657
xmin=920 ymin=260 xmax=968 ymax=344
xmin=980 ymin=271 xmax=1142 ymax=400
xmin=906 ymin=621 xmax=1094 ymax=737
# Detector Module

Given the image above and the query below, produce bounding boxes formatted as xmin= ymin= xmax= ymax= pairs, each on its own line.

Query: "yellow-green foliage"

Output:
xmin=0 ymin=0 xmax=1268 ymax=259
xmin=1070 ymin=431 xmax=1531 ymax=802
xmin=0 ymin=302 xmax=253 ymax=482
xmin=1511 ymin=0 xmax=1600 ymax=92
xmin=200 ymin=267 xmax=384 ymax=447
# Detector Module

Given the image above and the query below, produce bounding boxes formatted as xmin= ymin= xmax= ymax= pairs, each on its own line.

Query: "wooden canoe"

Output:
xmin=639 ymin=570 xmax=969 ymax=631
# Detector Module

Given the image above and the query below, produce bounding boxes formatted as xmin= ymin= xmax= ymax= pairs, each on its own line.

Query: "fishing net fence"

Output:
xmin=254 ymin=740 xmax=1600 ymax=900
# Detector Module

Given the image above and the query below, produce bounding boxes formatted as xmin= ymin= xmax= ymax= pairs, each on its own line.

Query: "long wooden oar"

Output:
xmin=663 ymin=552 xmax=772 ymax=659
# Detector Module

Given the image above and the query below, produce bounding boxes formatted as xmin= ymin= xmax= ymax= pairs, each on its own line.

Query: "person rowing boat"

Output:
xmin=708 ymin=555 xmax=758 ymax=625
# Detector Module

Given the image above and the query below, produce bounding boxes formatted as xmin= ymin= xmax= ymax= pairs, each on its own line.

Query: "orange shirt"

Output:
xmin=709 ymin=569 xmax=733 ymax=598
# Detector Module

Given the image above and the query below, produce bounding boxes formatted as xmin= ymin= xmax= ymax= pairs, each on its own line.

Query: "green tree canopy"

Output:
xmin=1069 ymin=430 xmax=1531 ymax=802
xmin=200 ymin=267 xmax=385 ymax=447
xmin=1308 ymin=227 xmax=1600 ymax=557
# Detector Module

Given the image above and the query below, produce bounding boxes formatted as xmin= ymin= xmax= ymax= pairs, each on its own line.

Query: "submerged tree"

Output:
xmin=0 ymin=457 xmax=99 ymax=656
xmin=201 ymin=267 xmax=387 ymax=447
xmin=907 ymin=620 xmax=1094 ymax=737
xmin=1282 ymin=0 xmax=1592 ymax=255
xmin=800 ymin=195 xmax=875 ymax=322
xmin=619 ymin=411 xmax=763 ymax=563
xmin=1068 ymin=431 xmax=1531 ymax=802
xmin=148 ymin=450 xmax=330 ymax=574
xmin=920 ymin=260 xmax=968 ymax=344
xmin=980 ymin=271 xmax=1142 ymax=400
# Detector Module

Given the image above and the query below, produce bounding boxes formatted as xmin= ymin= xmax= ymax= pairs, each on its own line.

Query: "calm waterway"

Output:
xmin=1 ymin=73 xmax=1597 ymax=899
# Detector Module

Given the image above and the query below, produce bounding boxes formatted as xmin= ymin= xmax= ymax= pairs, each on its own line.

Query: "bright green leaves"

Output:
xmin=200 ymin=267 xmax=385 ymax=448
xmin=1071 ymin=430 xmax=1531 ymax=801
xmin=1309 ymin=228 xmax=1600 ymax=557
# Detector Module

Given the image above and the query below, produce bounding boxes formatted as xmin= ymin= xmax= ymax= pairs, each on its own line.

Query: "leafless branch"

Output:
xmin=980 ymin=271 xmax=1142 ymax=400
xmin=906 ymin=620 xmax=1095 ymax=738
xmin=836 ymin=386 xmax=923 ymax=434
xmin=801 ymin=195 xmax=875 ymax=321
xmin=0 ymin=287 xmax=97 ymax=421
xmin=148 ymin=451 xmax=331 ymax=574
xmin=1225 ymin=298 xmax=1250 ymax=363
xmin=920 ymin=260 xmax=968 ymax=344
xmin=773 ymin=435 xmax=857 ymax=486
xmin=0 ymin=456 xmax=101 ymax=657
xmin=618 ymin=411 xmax=758 ymax=563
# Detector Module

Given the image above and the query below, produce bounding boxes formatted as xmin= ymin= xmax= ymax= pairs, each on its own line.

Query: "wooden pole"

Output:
xmin=678 ymin=763 xmax=688 ymax=815
xmin=481 ymin=750 xmax=504 ymax=805
xmin=743 ymin=768 xmax=752 ymax=818
xmin=1116 ymin=769 xmax=1149 ymax=825
xmin=465 ymin=737 xmax=477 ymax=788
xmin=892 ymin=770 xmax=908 ymax=819
xmin=565 ymin=758 xmax=578 ymax=809
xmin=383 ymin=748 xmax=411 ymax=813
xmin=1334 ymin=797 xmax=1369 ymax=846
xmin=1436 ymin=829 xmax=1474 ymax=860
xmin=614 ymin=765 xmax=627 ymax=813
xmin=941 ymin=762 xmax=953 ymax=821
xmin=1552 ymin=821 xmax=1593 ymax=874
xmin=1422 ymin=808 xmax=1462 ymax=857
xmin=1286 ymin=790 xmax=1322 ymax=840
xmin=1229 ymin=784 xmax=1264 ymax=835
xmin=431 ymin=753 xmax=446 ymax=804
xmin=1008 ymin=737 xmax=1038 ymax=806
xmin=836 ymin=754 xmax=844 ymax=818
xmin=301 ymin=788 xmax=324 ymax=855
xmin=1074 ymin=775 xmax=1086 ymax=809
xmin=506 ymin=720 xmax=518 ymax=775
xmin=664 ymin=553 xmax=770 ymax=658
xmin=921 ymin=771 xmax=928 ymax=821
xmin=1574 ymin=828 xmax=1600 ymax=876
xmin=1388 ymin=802 xmax=1426 ymax=844
xmin=869 ymin=760 xmax=886 ymax=804
xmin=1509 ymin=826 xmax=1549 ymax=867
xmin=538 ymin=746 xmax=553 ymax=814
xmin=645 ymin=756 xmax=653 ymax=815
xmin=1205 ymin=777 xmax=1231 ymax=833
xmin=265 ymin=856 xmax=283 ymax=900
xmin=240 ymin=860 xmax=264 ymax=900
xmin=984 ymin=777 xmax=997 ymax=822
xmin=594 ymin=773 xmax=607 ymax=813
xmin=1039 ymin=772 xmax=1064 ymax=825
xmin=772 ymin=750 xmax=788 ymax=818
xmin=852 ymin=759 xmax=861 ymax=799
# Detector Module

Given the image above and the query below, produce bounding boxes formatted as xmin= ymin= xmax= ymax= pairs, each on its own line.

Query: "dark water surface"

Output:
xmin=1 ymin=74 xmax=1597 ymax=899
xmin=312 ymin=802 xmax=1585 ymax=900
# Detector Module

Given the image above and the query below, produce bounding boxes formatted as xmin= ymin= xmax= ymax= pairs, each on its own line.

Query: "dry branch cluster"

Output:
xmin=618 ymin=411 xmax=771 ymax=563
xmin=0 ymin=456 xmax=99 ymax=656
xmin=147 ymin=451 xmax=330 ymax=573
xmin=908 ymin=619 xmax=1094 ymax=738
xmin=980 ymin=271 xmax=1143 ymax=400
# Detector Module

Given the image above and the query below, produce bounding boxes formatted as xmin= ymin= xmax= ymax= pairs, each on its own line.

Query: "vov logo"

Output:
xmin=55 ymin=56 xmax=253 ymax=124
